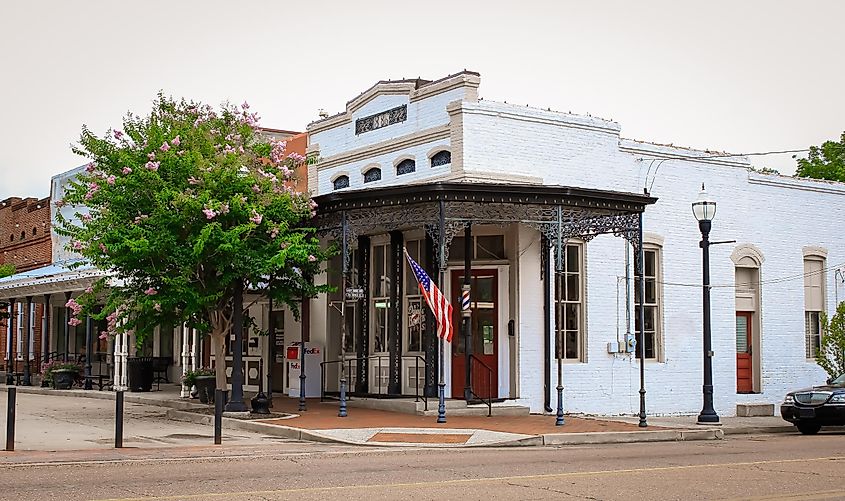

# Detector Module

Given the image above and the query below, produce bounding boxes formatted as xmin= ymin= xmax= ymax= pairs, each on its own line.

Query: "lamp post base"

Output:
xmin=696 ymin=413 xmax=720 ymax=424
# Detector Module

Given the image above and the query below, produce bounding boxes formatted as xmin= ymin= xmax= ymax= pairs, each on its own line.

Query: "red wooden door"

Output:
xmin=736 ymin=312 xmax=753 ymax=393
xmin=451 ymin=270 xmax=498 ymax=400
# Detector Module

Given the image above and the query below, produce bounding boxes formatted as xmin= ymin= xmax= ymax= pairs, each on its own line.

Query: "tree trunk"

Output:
xmin=210 ymin=325 xmax=228 ymax=390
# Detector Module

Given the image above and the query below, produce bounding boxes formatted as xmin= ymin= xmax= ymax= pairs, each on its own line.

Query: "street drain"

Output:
xmin=162 ymin=433 xmax=210 ymax=440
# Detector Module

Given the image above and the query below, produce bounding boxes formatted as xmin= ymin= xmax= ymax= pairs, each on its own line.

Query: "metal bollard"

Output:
xmin=115 ymin=390 xmax=124 ymax=448
xmin=5 ymin=387 xmax=15 ymax=451
xmin=214 ymin=388 xmax=223 ymax=445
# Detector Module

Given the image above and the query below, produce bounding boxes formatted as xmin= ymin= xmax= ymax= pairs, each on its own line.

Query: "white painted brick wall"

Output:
xmin=309 ymin=78 xmax=845 ymax=417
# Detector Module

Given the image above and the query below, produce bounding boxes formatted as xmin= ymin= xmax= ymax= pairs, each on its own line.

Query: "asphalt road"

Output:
xmin=1 ymin=433 xmax=844 ymax=500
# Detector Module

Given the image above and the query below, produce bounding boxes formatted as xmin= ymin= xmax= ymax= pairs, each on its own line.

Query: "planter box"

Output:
xmin=194 ymin=376 xmax=216 ymax=404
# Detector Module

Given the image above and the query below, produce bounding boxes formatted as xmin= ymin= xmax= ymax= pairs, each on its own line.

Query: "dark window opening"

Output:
xmin=431 ymin=150 xmax=451 ymax=167
xmin=396 ymin=159 xmax=416 ymax=176
xmin=333 ymin=175 xmax=350 ymax=190
xmin=363 ymin=168 xmax=382 ymax=183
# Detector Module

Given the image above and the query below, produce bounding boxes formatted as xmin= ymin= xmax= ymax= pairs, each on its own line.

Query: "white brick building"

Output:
xmin=305 ymin=71 xmax=845 ymax=417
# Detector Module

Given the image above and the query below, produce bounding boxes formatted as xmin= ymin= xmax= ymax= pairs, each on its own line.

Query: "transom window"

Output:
xmin=555 ymin=243 xmax=584 ymax=361
xmin=635 ymin=246 xmax=662 ymax=360
xmin=396 ymin=159 xmax=416 ymax=176
xmin=363 ymin=168 xmax=382 ymax=183
xmin=431 ymin=150 xmax=451 ymax=167
xmin=332 ymin=175 xmax=350 ymax=191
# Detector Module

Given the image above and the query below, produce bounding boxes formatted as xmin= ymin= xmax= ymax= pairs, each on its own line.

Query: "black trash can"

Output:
xmin=127 ymin=357 xmax=154 ymax=392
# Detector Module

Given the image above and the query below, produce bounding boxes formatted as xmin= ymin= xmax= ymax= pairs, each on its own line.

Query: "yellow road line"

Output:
xmin=95 ymin=455 xmax=845 ymax=501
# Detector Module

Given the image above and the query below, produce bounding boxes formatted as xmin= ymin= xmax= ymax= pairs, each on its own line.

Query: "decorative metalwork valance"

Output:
xmin=314 ymin=182 xmax=656 ymax=271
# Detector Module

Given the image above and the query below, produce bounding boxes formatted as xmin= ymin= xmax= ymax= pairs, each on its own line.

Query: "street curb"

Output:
xmin=541 ymin=428 xmax=723 ymax=445
xmin=164 ymin=408 xmax=726 ymax=447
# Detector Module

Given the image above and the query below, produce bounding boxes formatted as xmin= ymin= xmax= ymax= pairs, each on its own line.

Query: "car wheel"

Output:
xmin=796 ymin=423 xmax=822 ymax=435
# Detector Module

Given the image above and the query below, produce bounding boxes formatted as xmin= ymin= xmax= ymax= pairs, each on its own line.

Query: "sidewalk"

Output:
xmin=2 ymin=384 xmax=797 ymax=449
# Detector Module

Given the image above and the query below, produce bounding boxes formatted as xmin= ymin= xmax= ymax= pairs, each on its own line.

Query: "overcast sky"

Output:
xmin=1 ymin=0 xmax=843 ymax=199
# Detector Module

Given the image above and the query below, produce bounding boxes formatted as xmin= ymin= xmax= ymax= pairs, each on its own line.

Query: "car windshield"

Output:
xmin=831 ymin=374 xmax=845 ymax=386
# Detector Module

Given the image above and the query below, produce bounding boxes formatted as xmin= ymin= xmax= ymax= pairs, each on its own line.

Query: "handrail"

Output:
xmin=469 ymin=354 xmax=493 ymax=417
xmin=320 ymin=354 xmax=428 ymax=411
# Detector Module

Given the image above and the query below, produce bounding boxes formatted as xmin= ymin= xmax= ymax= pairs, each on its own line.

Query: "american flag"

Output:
xmin=404 ymin=248 xmax=453 ymax=343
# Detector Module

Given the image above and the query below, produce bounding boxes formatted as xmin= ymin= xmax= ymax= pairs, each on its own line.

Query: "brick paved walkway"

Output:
xmin=264 ymin=397 xmax=651 ymax=435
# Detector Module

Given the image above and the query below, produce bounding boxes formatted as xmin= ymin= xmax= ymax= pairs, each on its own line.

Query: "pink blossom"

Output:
xmin=160 ymin=141 xmax=170 ymax=152
xmin=252 ymin=184 xmax=261 ymax=193
xmin=153 ymin=303 xmax=161 ymax=312
xmin=85 ymin=162 xmax=96 ymax=173
xmin=177 ymin=150 xmax=185 ymax=156
xmin=65 ymin=299 xmax=83 ymax=315
xmin=308 ymin=255 xmax=317 ymax=262
xmin=219 ymin=203 xmax=229 ymax=214
xmin=202 ymin=208 xmax=217 ymax=219
xmin=84 ymin=191 xmax=94 ymax=201
xmin=107 ymin=175 xmax=116 ymax=185
xmin=82 ymin=213 xmax=92 ymax=222
xmin=147 ymin=152 xmax=156 ymax=161
xmin=144 ymin=287 xmax=157 ymax=296
xmin=85 ymin=286 xmax=93 ymax=294
xmin=113 ymin=129 xmax=124 ymax=140
xmin=87 ymin=182 xmax=100 ymax=192
xmin=98 ymin=331 xmax=109 ymax=340
xmin=241 ymin=101 xmax=250 ymax=110
xmin=171 ymin=135 xmax=181 ymax=146
xmin=99 ymin=243 xmax=107 ymax=253
xmin=188 ymin=176 xmax=200 ymax=185
xmin=309 ymin=200 xmax=318 ymax=209
xmin=238 ymin=145 xmax=245 ymax=153
xmin=280 ymin=242 xmax=288 ymax=249
xmin=54 ymin=200 xmax=65 ymax=208
xmin=72 ymin=240 xmax=84 ymax=250
xmin=145 ymin=161 xmax=160 ymax=171
xmin=269 ymin=227 xmax=279 ymax=238
xmin=249 ymin=211 xmax=262 ymax=225
xmin=68 ymin=318 xmax=82 ymax=327
xmin=122 ymin=166 xmax=132 ymax=175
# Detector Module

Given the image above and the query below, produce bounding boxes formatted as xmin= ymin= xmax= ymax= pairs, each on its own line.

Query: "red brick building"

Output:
xmin=0 ymin=196 xmax=52 ymax=383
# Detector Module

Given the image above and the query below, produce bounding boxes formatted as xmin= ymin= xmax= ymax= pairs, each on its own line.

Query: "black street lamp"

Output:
xmin=692 ymin=184 xmax=719 ymax=424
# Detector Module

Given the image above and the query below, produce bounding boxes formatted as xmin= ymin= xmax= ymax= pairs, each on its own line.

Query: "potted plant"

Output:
xmin=182 ymin=367 xmax=216 ymax=404
xmin=43 ymin=361 xmax=83 ymax=390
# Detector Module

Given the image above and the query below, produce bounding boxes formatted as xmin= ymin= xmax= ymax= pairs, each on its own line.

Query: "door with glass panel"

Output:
xmin=451 ymin=270 xmax=498 ymax=400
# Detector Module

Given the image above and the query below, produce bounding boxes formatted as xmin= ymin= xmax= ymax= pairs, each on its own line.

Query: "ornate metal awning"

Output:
xmin=314 ymin=181 xmax=657 ymax=270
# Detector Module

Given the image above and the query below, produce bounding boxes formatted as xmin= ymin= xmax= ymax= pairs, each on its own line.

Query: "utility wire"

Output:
xmin=628 ymin=261 xmax=845 ymax=289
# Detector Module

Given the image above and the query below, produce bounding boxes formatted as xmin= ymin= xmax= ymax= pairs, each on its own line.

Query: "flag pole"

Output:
xmin=437 ymin=200 xmax=447 ymax=424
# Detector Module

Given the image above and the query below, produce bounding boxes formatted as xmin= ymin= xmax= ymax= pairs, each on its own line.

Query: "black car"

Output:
xmin=780 ymin=373 xmax=845 ymax=434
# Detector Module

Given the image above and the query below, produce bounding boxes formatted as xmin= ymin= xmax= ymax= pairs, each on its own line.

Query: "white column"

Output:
xmin=191 ymin=328 xmax=199 ymax=371
xmin=119 ymin=328 xmax=130 ymax=390
xmin=112 ymin=326 xmax=121 ymax=390
xmin=180 ymin=323 xmax=190 ymax=398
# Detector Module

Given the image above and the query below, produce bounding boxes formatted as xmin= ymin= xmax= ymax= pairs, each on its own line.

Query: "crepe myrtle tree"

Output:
xmin=816 ymin=302 xmax=845 ymax=380
xmin=56 ymin=94 xmax=331 ymax=389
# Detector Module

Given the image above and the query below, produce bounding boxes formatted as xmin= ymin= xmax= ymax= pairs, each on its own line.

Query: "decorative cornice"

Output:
xmin=731 ymin=243 xmax=765 ymax=266
xmin=307 ymin=71 xmax=481 ymax=136
xmin=802 ymin=245 xmax=828 ymax=259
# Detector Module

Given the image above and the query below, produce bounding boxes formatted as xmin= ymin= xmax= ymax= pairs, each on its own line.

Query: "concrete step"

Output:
xmin=736 ymin=403 xmax=775 ymax=417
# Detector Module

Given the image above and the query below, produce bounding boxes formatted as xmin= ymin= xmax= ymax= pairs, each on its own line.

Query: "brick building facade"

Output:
xmin=0 ymin=196 xmax=51 ymax=381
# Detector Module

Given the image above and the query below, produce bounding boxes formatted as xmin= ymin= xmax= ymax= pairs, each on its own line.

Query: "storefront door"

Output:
xmin=451 ymin=270 xmax=498 ymax=400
